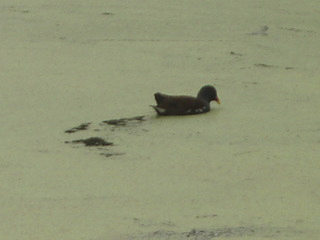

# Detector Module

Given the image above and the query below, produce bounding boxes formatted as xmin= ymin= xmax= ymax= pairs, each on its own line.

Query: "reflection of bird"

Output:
xmin=151 ymin=85 xmax=220 ymax=116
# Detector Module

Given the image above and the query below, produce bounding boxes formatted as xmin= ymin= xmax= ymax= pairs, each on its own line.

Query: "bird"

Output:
xmin=151 ymin=85 xmax=220 ymax=116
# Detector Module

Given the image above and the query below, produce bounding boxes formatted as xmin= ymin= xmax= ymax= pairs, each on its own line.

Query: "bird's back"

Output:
xmin=153 ymin=93 xmax=208 ymax=115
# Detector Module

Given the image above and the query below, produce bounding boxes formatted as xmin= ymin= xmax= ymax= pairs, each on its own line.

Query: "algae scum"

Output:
xmin=65 ymin=115 xmax=146 ymax=157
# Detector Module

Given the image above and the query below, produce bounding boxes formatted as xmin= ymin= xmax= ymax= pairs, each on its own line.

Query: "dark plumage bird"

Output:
xmin=151 ymin=85 xmax=220 ymax=116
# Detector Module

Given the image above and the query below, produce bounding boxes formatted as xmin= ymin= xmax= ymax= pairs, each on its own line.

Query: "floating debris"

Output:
xmin=65 ymin=122 xmax=91 ymax=133
xmin=102 ymin=115 xmax=145 ymax=126
xmin=254 ymin=63 xmax=275 ymax=68
xmin=280 ymin=27 xmax=315 ymax=33
xmin=254 ymin=63 xmax=294 ymax=70
xmin=100 ymin=152 xmax=125 ymax=158
xmin=127 ymin=225 xmax=303 ymax=240
xmin=230 ymin=51 xmax=243 ymax=56
xmin=101 ymin=12 xmax=114 ymax=15
xmin=65 ymin=137 xmax=113 ymax=147
xmin=65 ymin=115 xmax=146 ymax=157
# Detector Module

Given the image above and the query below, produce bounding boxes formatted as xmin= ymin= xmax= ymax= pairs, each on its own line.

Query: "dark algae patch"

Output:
xmin=127 ymin=226 xmax=303 ymax=239
xmin=65 ymin=137 xmax=113 ymax=147
xmin=100 ymin=152 xmax=124 ymax=157
xmin=65 ymin=122 xmax=91 ymax=133
xmin=64 ymin=115 xmax=146 ymax=157
xmin=127 ymin=217 xmax=304 ymax=239
xmin=102 ymin=115 xmax=145 ymax=126
xmin=254 ymin=63 xmax=294 ymax=70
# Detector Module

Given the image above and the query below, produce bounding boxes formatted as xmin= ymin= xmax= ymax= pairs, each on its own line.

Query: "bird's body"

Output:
xmin=151 ymin=85 xmax=220 ymax=116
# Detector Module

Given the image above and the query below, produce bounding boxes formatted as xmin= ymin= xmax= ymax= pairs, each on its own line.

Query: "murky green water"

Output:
xmin=1 ymin=1 xmax=319 ymax=239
